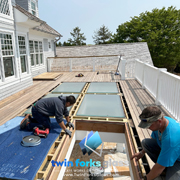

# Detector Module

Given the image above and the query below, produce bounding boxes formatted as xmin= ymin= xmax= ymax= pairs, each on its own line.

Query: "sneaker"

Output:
xmin=20 ymin=114 xmax=30 ymax=129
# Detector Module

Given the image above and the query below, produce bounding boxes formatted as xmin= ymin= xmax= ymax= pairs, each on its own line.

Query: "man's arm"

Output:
xmin=65 ymin=116 xmax=70 ymax=123
xmin=146 ymin=163 xmax=165 ymax=180
xmin=59 ymin=121 xmax=66 ymax=130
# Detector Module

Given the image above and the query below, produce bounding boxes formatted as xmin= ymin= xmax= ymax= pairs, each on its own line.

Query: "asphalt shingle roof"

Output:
xmin=14 ymin=4 xmax=62 ymax=37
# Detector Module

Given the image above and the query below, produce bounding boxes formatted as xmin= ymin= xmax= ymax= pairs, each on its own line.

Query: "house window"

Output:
xmin=0 ymin=0 xmax=10 ymax=16
xmin=39 ymin=41 xmax=43 ymax=64
xmin=29 ymin=40 xmax=43 ymax=66
xmin=0 ymin=33 xmax=15 ymax=79
xmin=18 ymin=36 xmax=27 ymax=73
xmin=31 ymin=1 xmax=36 ymax=16
xmin=29 ymin=40 xmax=34 ymax=66
xmin=48 ymin=42 xmax=51 ymax=49
xmin=34 ymin=41 xmax=39 ymax=65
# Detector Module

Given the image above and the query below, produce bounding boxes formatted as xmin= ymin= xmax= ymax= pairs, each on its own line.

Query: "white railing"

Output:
xmin=134 ymin=59 xmax=180 ymax=121
xmin=47 ymin=55 xmax=120 ymax=73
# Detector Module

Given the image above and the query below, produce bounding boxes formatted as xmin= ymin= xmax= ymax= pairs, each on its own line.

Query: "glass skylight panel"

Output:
xmin=76 ymin=94 xmax=125 ymax=118
xmin=87 ymin=82 xmax=119 ymax=93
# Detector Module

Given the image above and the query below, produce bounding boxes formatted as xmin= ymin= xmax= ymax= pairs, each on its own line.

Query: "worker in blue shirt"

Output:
xmin=131 ymin=106 xmax=180 ymax=180
xmin=20 ymin=95 xmax=76 ymax=137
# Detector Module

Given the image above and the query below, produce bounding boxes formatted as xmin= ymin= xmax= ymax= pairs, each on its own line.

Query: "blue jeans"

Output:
xmin=142 ymin=138 xmax=180 ymax=180
xmin=27 ymin=106 xmax=51 ymax=130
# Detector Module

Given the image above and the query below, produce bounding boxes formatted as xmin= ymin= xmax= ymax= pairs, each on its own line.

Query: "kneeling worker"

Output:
xmin=20 ymin=95 xmax=76 ymax=137
xmin=131 ymin=106 xmax=180 ymax=180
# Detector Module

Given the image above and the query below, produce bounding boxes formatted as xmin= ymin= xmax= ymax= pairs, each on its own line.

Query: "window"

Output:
xmin=48 ymin=42 xmax=51 ymax=49
xmin=0 ymin=0 xmax=10 ymax=16
xmin=34 ymin=41 xmax=39 ymax=65
xmin=29 ymin=40 xmax=43 ymax=66
xmin=18 ymin=36 xmax=27 ymax=73
xmin=0 ymin=33 xmax=15 ymax=80
xmin=31 ymin=1 xmax=36 ymax=16
xmin=29 ymin=40 xmax=34 ymax=66
xmin=39 ymin=41 xmax=43 ymax=64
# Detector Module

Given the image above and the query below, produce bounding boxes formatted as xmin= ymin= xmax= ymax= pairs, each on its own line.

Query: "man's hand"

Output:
xmin=131 ymin=151 xmax=145 ymax=161
xmin=65 ymin=129 xmax=72 ymax=138
xmin=68 ymin=122 xmax=74 ymax=130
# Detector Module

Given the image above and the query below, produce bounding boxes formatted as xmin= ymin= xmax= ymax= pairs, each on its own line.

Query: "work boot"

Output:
xmin=20 ymin=114 xmax=30 ymax=129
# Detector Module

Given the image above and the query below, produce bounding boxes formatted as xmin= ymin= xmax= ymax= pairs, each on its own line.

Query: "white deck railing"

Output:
xmin=133 ymin=59 xmax=180 ymax=121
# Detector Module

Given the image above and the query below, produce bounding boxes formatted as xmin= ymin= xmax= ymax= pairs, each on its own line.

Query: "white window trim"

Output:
xmin=0 ymin=0 xmax=13 ymax=19
xmin=0 ymin=31 xmax=16 ymax=83
xmin=18 ymin=34 xmax=28 ymax=75
xmin=29 ymin=39 xmax=44 ymax=67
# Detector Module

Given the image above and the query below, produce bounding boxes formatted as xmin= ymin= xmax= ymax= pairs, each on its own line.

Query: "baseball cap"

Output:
xmin=138 ymin=113 xmax=163 ymax=129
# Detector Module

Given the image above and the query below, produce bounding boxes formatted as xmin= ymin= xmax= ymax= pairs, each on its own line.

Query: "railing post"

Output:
xmin=120 ymin=59 xmax=126 ymax=80
xmin=69 ymin=58 xmax=72 ymax=72
xmin=155 ymin=68 xmax=167 ymax=105
xmin=47 ymin=58 xmax=51 ymax=72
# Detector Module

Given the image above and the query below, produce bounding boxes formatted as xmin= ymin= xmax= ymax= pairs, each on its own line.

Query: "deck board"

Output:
xmin=120 ymin=79 xmax=173 ymax=171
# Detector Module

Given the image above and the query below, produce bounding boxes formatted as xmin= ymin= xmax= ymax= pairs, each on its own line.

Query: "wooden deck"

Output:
xmin=0 ymin=72 xmax=170 ymax=179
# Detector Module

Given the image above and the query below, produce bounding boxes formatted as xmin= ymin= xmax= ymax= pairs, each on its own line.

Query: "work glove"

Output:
xmin=65 ymin=129 xmax=72 ymax=138
xmin=68 ymin=122 xmax=74 ymax=130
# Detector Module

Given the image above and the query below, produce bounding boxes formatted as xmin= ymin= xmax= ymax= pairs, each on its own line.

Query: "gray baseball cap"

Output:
xmin=138 ymin=113 xmax=163 ymax=129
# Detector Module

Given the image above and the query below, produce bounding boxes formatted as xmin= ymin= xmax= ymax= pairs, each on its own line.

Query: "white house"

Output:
xmin=0 ymin=0 xmax=62 ymax=100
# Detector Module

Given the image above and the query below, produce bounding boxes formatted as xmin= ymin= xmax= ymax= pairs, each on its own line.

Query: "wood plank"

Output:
xmin=33 ymin=72 xmax=62 ymax=80
xmin=76 ymin=120 xmax=125 ymax=133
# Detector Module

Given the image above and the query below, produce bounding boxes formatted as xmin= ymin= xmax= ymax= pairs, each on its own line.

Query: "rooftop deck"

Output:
xmin=0 ymin=71 xmax=171 ymax=179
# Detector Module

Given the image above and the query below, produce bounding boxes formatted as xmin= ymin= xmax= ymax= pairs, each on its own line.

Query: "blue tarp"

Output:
xmin=0 ymin=117 xmax=64 ymax=180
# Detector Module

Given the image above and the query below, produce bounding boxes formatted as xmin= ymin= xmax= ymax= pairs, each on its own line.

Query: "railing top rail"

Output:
xmin=161 ymin=70 xmax=180 ymax=80
xmin=48 ymin=55 xmax=119 ymax=59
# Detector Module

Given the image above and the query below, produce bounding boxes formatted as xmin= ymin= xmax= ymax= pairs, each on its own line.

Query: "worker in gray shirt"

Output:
xmin=20 ymin=95 xmax=76 ymax=137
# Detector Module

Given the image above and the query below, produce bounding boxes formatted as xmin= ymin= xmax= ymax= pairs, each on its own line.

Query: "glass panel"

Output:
xmin=0 ymin=0 xmax=10 ymax=16
xmin=35 ymin=41 xmax=39 ymax=52
xmin=32 ymin=10 xmax=36 ymax=16
xmin=29 ymin=40 xmax=34 ymax=53
xmin=3 ymin=57 xmax=14 ymax=77
xmin=52 ymin=82 xmax=86 ymax=93
xmin=39 ymin=41 xmax=43 ymax=52
xmin=76 ymin=94 xmax=125 ymax=118
xmin=87 ymin=82 xmax=119 ymax=93
xmin=36 ymin=54 xmax=38 ymax=64
xmin=31 ymin=54 xmax=34 ymax=66
xmin=18 ymin=36 xmax=26 ymax=55
xmin=40 ymin=54 xmax=43 ymax=64
xmin=31 ymin=1 xmax=36 ymax=10
xmin=20 ymin=56 xmax=26 ymax=73
xmin=1 ymin=33 xmax=14 ymax=57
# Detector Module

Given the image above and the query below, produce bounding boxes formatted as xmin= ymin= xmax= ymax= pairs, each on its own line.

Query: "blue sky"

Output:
xmin=39 ymin=0 xmax=180 ymax=45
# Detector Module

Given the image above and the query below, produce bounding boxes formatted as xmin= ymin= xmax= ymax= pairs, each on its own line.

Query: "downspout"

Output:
xmin=54 ymin=36 xmax=61 ymax=57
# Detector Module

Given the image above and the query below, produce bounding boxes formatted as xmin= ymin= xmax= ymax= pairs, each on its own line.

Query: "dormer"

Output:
xmin=15 ymin=0 xmax=39 ymax=17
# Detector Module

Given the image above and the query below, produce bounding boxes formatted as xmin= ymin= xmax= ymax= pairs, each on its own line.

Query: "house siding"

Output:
xmin=0 ymin=77 xmax=33 ymax=101
xmin=15 ymin=0 xmax=29 ymax=11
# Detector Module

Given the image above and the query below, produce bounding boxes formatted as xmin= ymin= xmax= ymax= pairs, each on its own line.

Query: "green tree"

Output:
xmin=92 ymin=25 xmax=112 ymax=44
xmin=56 ymin=41 xmax=62 ymax=47
xmin=62 ymin=41 xmax=72 ymax=46
xmin=111 ymin=6 xmax=180 ymax=72
xmin=68 ymin=27 xmax=86 ymax=46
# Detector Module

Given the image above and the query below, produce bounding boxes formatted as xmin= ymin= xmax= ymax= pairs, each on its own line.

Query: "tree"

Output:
xmin=56 ymin=41 xmax=62 ymax=47
xmin=111 ymin=6 xmax=180 ymax=72
xmin=92 ymin=25 xmax=112 ymax=44
xmin=67 ymin=27 xmax=86 ymax=46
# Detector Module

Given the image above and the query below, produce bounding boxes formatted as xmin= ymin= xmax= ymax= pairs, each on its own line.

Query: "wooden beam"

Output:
xmin=76 ymin=120 xmax=125 ymax=133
